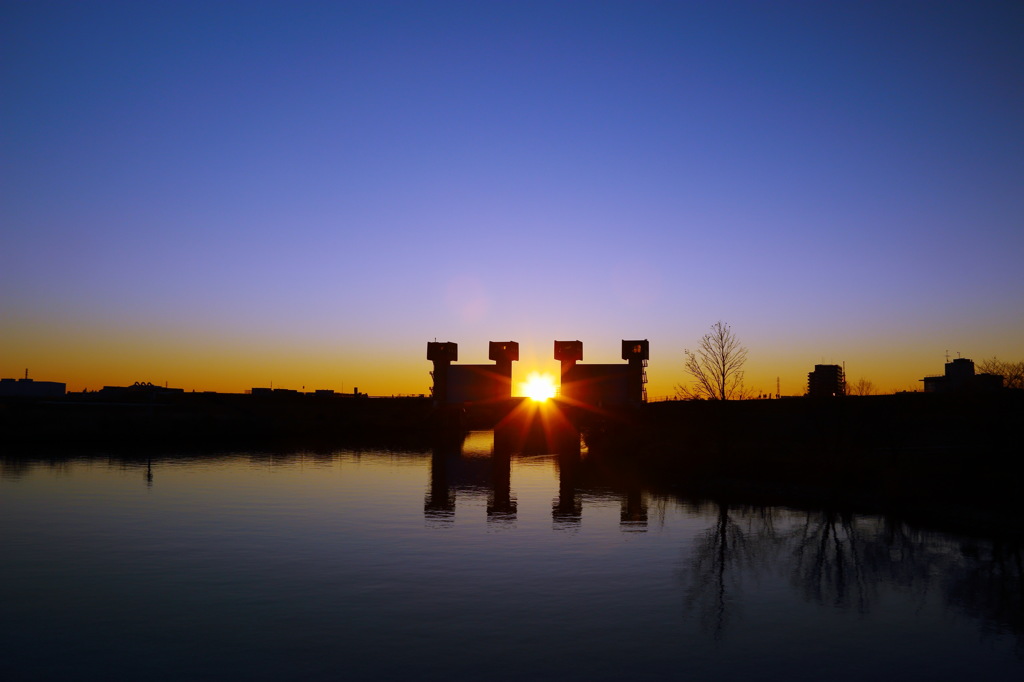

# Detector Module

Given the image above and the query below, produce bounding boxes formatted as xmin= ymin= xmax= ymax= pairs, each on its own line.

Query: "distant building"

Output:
xmin=807 ymin=364 xmax=845 ymax=397
xmin=249 ymin=387 xmax=304 ymax=397
xmin=98 ymin=382 xmax=184 ymax=398
xmin=921 ymin=358 xmax=1003 ymax=393
xmin=0 ymin=377 xmax=66 ymax=398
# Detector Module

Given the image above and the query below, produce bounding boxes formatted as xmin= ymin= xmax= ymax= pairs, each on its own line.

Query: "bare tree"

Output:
xmin=848 ymin=378 xmax=875 ymax=396
xmin=976 ymin=357 xmax=1024 ymax=390
xmin=676 ymin=321 xmax=748 ymax=400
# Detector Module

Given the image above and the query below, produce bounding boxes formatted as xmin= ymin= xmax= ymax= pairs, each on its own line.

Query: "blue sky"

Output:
xmin=3 ymin=1 xmax=1022 ymax=396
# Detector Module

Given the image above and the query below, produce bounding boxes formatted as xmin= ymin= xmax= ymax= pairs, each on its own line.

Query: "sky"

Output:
xmin=2 ymin=0 xmax=1022 ymax=398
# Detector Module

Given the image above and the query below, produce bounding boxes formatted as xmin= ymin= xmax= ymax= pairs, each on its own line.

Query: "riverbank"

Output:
xmin=3 ymin=390 xmax=1021 ymax=532
xmin=0 ymin=391 xmax=438 ymax=451
xmin=581 ymin=391 xmax=1024 ymax=536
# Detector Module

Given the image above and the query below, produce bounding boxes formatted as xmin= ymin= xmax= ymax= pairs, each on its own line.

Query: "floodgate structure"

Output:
xmin=427 ymin=339 xmax=649 ymax=409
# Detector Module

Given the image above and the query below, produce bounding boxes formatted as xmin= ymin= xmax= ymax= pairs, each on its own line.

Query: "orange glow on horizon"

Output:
xmin=6 ymin=314 xmax=1014 ymax=398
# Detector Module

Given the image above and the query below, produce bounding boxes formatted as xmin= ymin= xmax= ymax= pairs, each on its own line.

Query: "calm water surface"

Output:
xmin=2 ymin=432 xmax=1021 ymax=681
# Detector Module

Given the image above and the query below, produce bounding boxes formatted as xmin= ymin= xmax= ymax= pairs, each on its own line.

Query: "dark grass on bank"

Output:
xmin=0 ymin=392 xmax=438 ymax=452
xmin=3 ymin=390 xmax=1021 ymax=527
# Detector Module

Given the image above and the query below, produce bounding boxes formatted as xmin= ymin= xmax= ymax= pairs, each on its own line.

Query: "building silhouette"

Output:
xmin=98 ymin=381 xmax=184 ymax=398
xmin=0 ymin=377 xmax=65 ymax=398
xmin=556 ymin=339 xmax=648 ymax=407
xmin=921 ymin=357 xmax=1003 ymax=393
xmin=807 ymin=364 xmax=845 ymax=397
xmin=427 ymin=339 xmax=648 ymax=407
xmin=428 ymin=341 xmax=518 ymax=404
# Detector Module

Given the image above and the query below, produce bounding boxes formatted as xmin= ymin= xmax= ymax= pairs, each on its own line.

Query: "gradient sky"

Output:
xmin=3 ymin=1 xmax=1022 ymax=397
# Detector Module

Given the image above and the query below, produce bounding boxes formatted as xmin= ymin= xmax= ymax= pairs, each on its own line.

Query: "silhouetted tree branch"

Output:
xmin=676 ymin=321 xmax=748 ymax=400
xmin=848 ymin=378 xmax=875 ymax=396
xmin=977 ymin=358 xmax=1024 ymax=390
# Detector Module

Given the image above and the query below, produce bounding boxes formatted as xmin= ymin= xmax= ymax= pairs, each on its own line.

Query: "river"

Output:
xmin=2 ymin=431 xmax=1021 ymax=681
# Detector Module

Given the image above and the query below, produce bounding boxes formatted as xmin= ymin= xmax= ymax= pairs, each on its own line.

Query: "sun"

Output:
xmin=520 ymin=372 xmax=557 ymax=402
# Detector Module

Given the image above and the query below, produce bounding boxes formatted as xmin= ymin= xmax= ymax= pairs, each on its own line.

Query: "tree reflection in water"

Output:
xmin=679 ymin=501 xmax=1024 ymax=649
xmin=789 ymin=509 xmax=876 ymax=612
xmin=682 ymin=501 xmax=780 ymax=639
xmin=947 ymin=539 xmax=1024 ymax=644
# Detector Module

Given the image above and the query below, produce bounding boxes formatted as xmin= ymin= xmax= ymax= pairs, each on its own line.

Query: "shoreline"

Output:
xmin=3 ymin=391 xmax=1021 ymax=538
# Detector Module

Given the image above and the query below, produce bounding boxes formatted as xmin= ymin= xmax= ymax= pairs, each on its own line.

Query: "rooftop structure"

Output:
xmin=921 ymin=357 xmax=1003 ymax=393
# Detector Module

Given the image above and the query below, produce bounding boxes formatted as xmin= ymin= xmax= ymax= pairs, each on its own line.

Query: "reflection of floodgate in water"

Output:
xmin=496 ymin=396 xmax=580 ymax=457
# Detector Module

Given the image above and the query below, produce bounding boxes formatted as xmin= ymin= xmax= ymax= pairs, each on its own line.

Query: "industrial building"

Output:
xmin=0 ymin=377 xmax=66 ymax=398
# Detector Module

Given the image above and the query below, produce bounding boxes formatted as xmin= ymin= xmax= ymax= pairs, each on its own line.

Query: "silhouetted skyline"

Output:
xmin=3 ymin=2 xmax=1022 ymax=397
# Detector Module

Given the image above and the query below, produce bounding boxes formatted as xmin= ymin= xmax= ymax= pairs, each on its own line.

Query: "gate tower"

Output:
xmin=427 ymin=342 xmax=458 ymax=403
xmin=622 ymin=340 xmax=649 ymax=403
xmin=489 ymin=341 xmax=519 ymax=379
xmin=554 ymin=340 xmax=584 ymax=379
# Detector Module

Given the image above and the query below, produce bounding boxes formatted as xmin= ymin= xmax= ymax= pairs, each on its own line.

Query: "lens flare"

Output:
xmin=520 ymin=372 xmax=556 ymax=402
